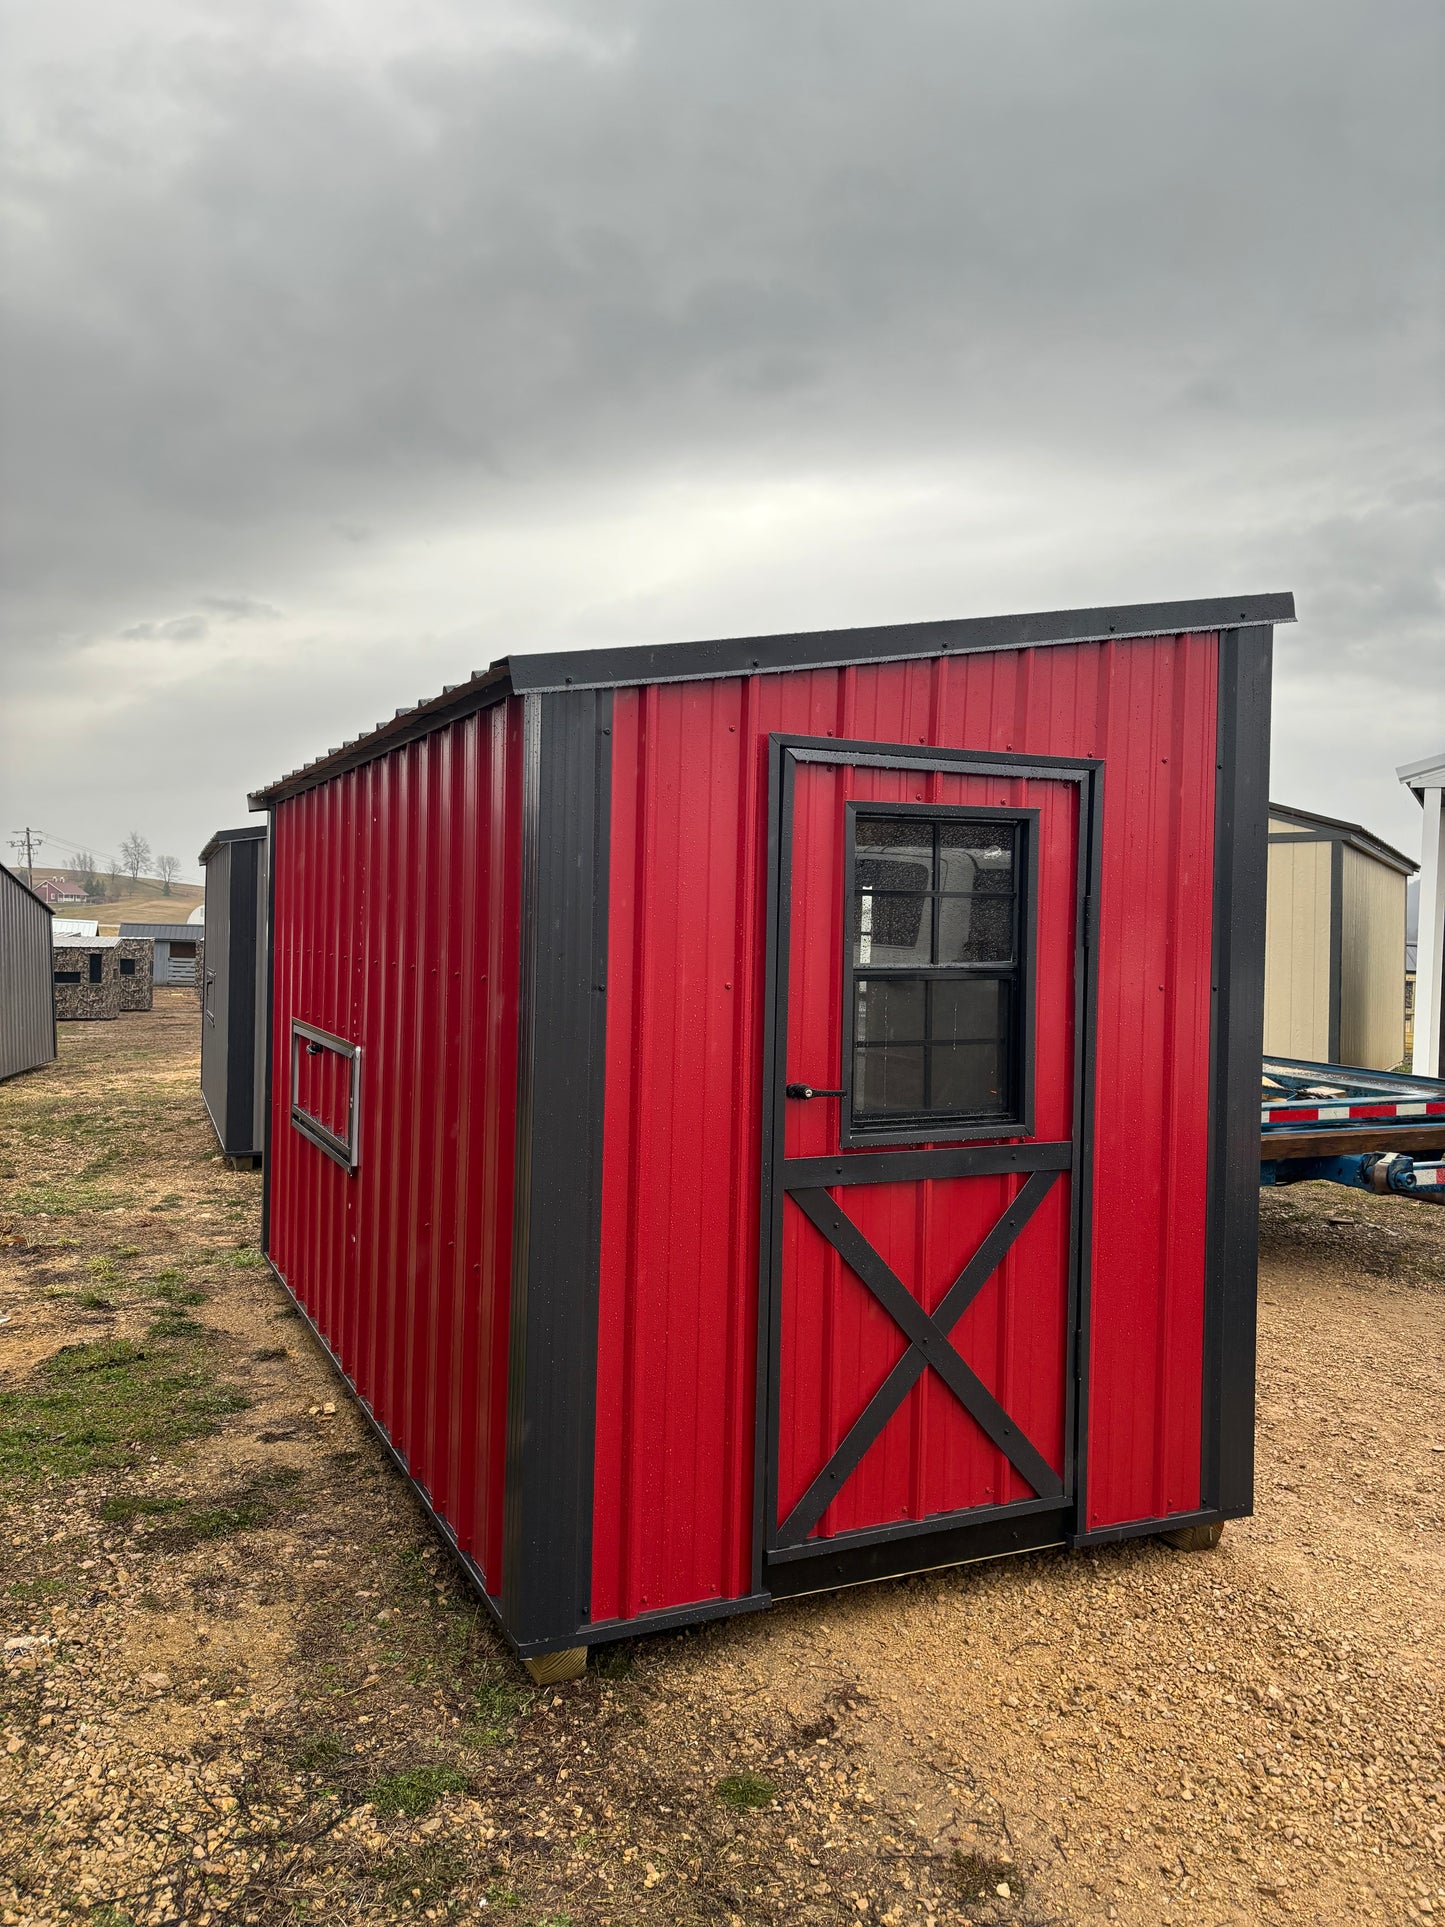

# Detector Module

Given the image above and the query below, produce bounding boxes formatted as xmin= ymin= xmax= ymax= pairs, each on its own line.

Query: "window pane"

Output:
xmin=856 ymin=818 xmax=932 ymax=868
xmin=939 ymin=823 xmax=1014 ymax=893
xmin=929 ymin=1040 xmax=1010 ymax=1114
xmin=854 ymin=976 xmax=925 ymax=1046
xmin=854 ymin=890 xmax=931 ymax=966
xmin=930 ymin=976 xmax=1007 ymax=1045
xmin=935 ymin=894 xmax=1014 ymax=964
xmin=853 ymin=1044 xmax=926 ymax=1114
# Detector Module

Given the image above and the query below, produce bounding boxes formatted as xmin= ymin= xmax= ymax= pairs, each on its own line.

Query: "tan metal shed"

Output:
xmin=1264 ymin=802 xmax=1414 ymax=1070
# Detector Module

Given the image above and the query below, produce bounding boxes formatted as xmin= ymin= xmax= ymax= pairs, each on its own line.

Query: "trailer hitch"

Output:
xmin=1261 ymin=1151 xmax=1445 ymax=1205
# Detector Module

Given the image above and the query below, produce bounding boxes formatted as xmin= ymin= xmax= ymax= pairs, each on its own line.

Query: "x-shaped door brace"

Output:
xmin=777 ymin=1168 xmax=1065 ymax=1549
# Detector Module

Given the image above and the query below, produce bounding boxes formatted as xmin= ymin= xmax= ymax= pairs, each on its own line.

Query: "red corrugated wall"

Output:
xmin=266 ymin=695 xmax=524 ymax=1595
xmin=592 ymin=634 xmax=1220 ymax=1621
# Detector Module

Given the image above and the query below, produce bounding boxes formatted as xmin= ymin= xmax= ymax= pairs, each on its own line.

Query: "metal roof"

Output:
xmin=1398 ymin=748 xmax=1445 ymax=800
xmin=0 ymin=861 xmax=57 ymax=917
xmin=249 ymin=590 xmax=1295 ymax=808
xmin=198 ymin=824 xmax=267 ymax=865
xmin=1267 ymin=800 xmax=1416 ymax=875
xmin=118 ymin=922 xmax=203 ymax=939
xmin=53 ymin=933 xmax=119 ymax=949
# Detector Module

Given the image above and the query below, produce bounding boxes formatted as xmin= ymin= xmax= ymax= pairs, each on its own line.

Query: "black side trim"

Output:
xmin=579 ymin=1594 xmax=773 ymax=1651
xmin=510 ymin=593 xmax=1295 ymax=694
xmin=1328 ymin=838 xmax=1344 ymax=1063
xmin=767 ymin=1507 xmax=1068 ymax=1598
xmin=1202 ymin=628 xmax=1273 ymax=1515
xmin=259 ymin=811 xmax=278 ymax=1257
xmin=503 ymin=690 xmax=613 ymax=1649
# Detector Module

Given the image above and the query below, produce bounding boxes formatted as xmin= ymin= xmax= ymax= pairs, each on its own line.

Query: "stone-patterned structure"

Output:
xmin=52 ymin=937 xmax=121 ymax=1021
xmin=116 ymin=936 xmax=154 ymax=1012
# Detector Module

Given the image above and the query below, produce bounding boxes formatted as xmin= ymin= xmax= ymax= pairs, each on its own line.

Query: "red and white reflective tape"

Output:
xmin=1261 ymin=1099 xmax=1445 ymax=1128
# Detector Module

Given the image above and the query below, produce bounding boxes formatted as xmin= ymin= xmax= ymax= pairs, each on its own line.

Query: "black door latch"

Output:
xmin=785 ymin=1082 xmax=845 ymax=1100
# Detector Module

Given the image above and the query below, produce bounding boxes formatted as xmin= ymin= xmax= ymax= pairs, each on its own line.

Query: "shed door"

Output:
xmin=761 ymin=738 xmax=1094 ymax=1574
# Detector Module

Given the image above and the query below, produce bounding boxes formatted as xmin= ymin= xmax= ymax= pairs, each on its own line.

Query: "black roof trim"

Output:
xmin=0 ymin=860 xmax=56 ymax=917
xmin=508 ymin=591 xmax=1294 ymax=694
xmin=199 ymin=824 xmax=269 ymax=865
xmin=250 ymin=592 xmax=1293 ymax=806
xmin=1267 ymin=800 xmax=1416 ymax=875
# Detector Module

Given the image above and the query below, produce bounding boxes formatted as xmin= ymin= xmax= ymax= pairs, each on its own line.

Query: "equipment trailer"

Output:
xmin=1261 ymin=1057 xmax=1445 ymax=1205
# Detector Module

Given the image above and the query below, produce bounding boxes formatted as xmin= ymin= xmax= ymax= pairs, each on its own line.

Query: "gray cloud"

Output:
xmin=1 ymin=0 xmax=1442 ymax=869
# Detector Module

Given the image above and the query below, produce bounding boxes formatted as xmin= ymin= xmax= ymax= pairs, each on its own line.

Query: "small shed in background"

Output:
xmin=0 ymin=861 xmax=57 ymax=1080
xmin=118 ymin=922 xmax=202 ymax=985
xmin=1264 ymin=802 xmax=1413 ymax=1071
xmin=53 ymin=935 xmax=121 ymax=1021
xmin=199 ymin=826 xmax=268 ymax=1160
xmin=1399 ymin=750 xmax=1445 ymax=1079
xmin=53 ymin=918 xmax=100 ymax=940
xmin=116 ymin=936 xmax=154 ymax=1011
xmin=250 ymin=589 xmax=1292 ymax=1677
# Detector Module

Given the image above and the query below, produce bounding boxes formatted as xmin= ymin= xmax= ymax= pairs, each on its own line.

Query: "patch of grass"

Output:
xmin=375 ymin=1841 xmax=469 ymax=1907
xmin=252 ymin=1345 xmax=289 ymax=1361
xmin=87 ymin=1256 xmax=119 ymax=1280
xmin=148 ymin=1310 xmax=210 ymax=1340
xmin=461 ymin=1679 xmax=529 ymax=1747
xmin=221 ymin=1245 xmax=265 ymax=1269
xmin=0 ymin=1339 xmax=251 ymax=1480
xmin=99 ymin=1493 xmax=186 ymax=1524
xmin=295 ymin=1732 xmax=346 ymax=1774
xmin=715 ymin=1772 xmax=778 ymax=1811
xmin=949 ymin=1850 xmax=1025 ymax=1902
xmin=7 ymin=1574 xmax=69 ymax=1604
xmin=367 ymin=1763 xmax=470 ymax=1817
xmin=77 ymin=1290 xmax=114 ymax=1311
xmin=153 ymin=1277 xmax=208 ymax=1306
xmin=484 ymin=1882 xmax=521 ymax=1911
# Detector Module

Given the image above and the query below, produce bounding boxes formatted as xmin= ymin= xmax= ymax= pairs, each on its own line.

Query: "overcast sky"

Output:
xmin=2 ymin=0 xmax=1442 ymax=882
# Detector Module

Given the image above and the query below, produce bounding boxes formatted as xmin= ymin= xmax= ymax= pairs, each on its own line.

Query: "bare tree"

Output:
xmin=119 ymin=831 xmax=152 ymax=887
xmin=72 ymin=849 xmax=105 ymax=903
xmin=107 ymin=856 xmax=124 ymax=899
xmin=156 ymin=854 xmax=182 ymax=896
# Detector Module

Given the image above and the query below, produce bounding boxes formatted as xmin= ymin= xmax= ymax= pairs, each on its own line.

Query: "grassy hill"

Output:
xmin=28 ymin=866 xmax=204 ymax=932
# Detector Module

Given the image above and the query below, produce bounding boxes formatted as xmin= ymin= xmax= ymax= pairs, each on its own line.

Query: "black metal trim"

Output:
xmin=840 ymin=801 xmax=1038 ymax=1147
xmin=768 ymin=1493 xmax=1064 ymax=1564
xmin=510 ymin=593 xmax=1294 ymax=694
xmin=1328 ymin=838 xmax=1344 ymax=1064
xmin=579 ymin=1593 xmax=773 ymax=1650
xmin=757 ymin=734 xmax=1101 ymax=1576
xmin=197 ymin=823 xmax=267 ymax=865
xmin=260 ymin=811 xmax=277 ymax=1256
xmin=766 ymin=1506 xmax=1069 ymax=1598
xmin=1200 ymin=628 xmax=1273 ymax=1517
xmin=782 ymin=1141 xmax=1070 ymax=1187
xmin=502 ymin=689 xmax=613 ymax=1650
xmin=1074 ymin=1504 xmax=1248 ymax=1550
xmin=223 ymin=835 xmax=263 ymax=1155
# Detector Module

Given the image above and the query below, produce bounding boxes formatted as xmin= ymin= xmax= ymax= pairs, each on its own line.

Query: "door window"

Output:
xmin=849 ymin=810 xmax=1030 ymax=1139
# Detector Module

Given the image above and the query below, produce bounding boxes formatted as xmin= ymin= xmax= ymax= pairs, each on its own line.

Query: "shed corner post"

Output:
xmin=1202 ymin=626 xmax=1273 ymax=1516
xmin=259 ymin=809 xmax=279 ymax=1259
xmin=503 ymin=688 xmax=614 ymax=1655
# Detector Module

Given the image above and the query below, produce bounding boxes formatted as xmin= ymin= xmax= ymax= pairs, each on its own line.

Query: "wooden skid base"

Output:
xmin=1161 ymin=1522 xmax=1225 ymax=1552
xmin=524 ymin=1647 xmax=587 ymax=1685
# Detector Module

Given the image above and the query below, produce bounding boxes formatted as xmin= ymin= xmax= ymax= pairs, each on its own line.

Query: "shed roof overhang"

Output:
xmin=1398 ymin=749 xmax=1445 ymax=804
xmin=198 ymin=824 xmax=269 ymax=865
xmin=249 ymin=589 xmax=1294 ymax=808
xmin=1267 ymin=800 xmax=1416 ymax=875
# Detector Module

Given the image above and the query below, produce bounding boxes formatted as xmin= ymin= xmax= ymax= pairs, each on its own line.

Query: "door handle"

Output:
xmin=785 ymin=1083 xmax=845 ymax=1100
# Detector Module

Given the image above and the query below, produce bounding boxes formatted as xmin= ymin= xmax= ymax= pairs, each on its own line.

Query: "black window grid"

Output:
xmin=842 ymin=803 xmax=1037 ymax=1146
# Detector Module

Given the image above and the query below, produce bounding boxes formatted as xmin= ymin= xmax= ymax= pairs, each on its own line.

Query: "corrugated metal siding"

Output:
xmin=1338 ymin=845 xmax=1407 ymax=1070
xmin=0 ymin=867 xmax=56 ymax=1080
xmin=592 ymin=634 xmax=1222 ymax=1620
xmin=1264 ymin=840 xmax=1333 ymax=1059
xmin=266 ymin=695 xmax=524 ymax=1594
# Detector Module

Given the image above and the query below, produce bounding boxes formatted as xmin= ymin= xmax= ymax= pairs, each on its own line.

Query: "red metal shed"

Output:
xmin=250 ymin=591 xmax=1293 ymax=1678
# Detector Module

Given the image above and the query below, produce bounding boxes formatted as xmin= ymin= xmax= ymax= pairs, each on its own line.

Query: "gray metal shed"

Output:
xmin=198 ymin=826 xmax=268 ymax=1160
xmin=0 ymin=862 xmax=57 ymax=1080
xmin=118 ymin=921 xmax=203 ymax=985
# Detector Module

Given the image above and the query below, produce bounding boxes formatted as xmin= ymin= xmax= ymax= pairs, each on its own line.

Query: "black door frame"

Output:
xmin=753 ymin=734 xmax=1104 ymax=1597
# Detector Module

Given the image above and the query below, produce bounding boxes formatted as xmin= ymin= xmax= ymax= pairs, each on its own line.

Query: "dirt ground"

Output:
xmin=1 ymin=996 xmax=1441 ymax=1927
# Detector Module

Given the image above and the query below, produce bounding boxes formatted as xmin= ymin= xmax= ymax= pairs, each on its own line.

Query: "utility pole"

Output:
xmin=8 ymin=828 xmax=41 ymax=888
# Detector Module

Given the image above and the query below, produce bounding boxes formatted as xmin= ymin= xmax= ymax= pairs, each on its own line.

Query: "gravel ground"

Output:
xmin=1 ymin=997 xmax=1441 ymax=1926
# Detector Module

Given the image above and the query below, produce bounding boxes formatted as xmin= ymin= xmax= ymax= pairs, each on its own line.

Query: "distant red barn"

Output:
xmin=250 ymin=591 xmax=1292 ymax=1678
